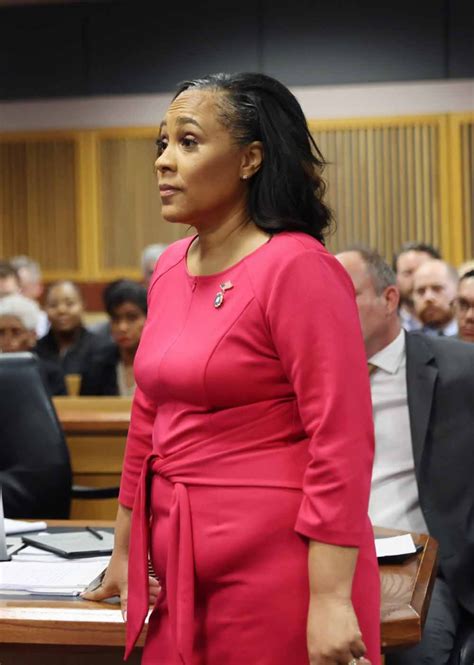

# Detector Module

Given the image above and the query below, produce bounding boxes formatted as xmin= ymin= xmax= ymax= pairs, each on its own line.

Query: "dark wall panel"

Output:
xmin=262 ymin=0 xmax=446 ymax=86
xmin=448 ymin=0 xmax=474 ymax=78
xmin=86 ymin=0 xmax=260 ymax=94
xmin=0 ymin=5 xmax=87 ymax=99
xmin=0 ymin=0 xmax=472 ymax=101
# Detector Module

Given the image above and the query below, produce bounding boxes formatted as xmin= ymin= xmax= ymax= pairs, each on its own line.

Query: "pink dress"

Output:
xmin=120 ymin=232 xmax=380 ymax=664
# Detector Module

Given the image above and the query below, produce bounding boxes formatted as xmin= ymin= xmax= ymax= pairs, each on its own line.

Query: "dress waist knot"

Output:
xmin=125 ymin=446 xmax=306 ymax=662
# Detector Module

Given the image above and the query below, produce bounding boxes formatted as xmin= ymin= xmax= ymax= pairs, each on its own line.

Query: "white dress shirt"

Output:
xmin=399 ymin=306 xmax=422 ymax=332
xmin=422 ymin=318 xmax=458 ymax=337
xmin=368 ymin=330 xmax=428 ymax=534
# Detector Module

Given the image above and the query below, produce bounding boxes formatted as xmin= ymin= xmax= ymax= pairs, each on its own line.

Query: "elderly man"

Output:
xmin=393 ymin=242 xmax=441 ymax=332
xmin=141 ymin=243 xmax=169 ymax=287
xmin=456 ymin=269 xmax=474 ymax=343
xmin=0 ymin=261 xmax=21 ymax=298
xmin=0 ymin=294 xmax=65 ymax=396
xmin=10 ymin=255 xmax=49 ymax=337
xmin=336 ymin=247 xmax=474 ymax=665
xmin=412 ymin=258 xmax=458 ymax=336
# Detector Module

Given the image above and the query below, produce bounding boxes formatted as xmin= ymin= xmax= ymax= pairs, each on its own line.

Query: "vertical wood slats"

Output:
xmin=459 ymin=119 xmax=474 ymax=257
xmin=0 ymin=139 xmax=78 ymax=270
xmin=98 ymin=137 xmax=186 ymax=272
xmin=310 ymin=118 xmax=443 ymax=262
xmin=0 ymin=114 xmax=471 ymax=281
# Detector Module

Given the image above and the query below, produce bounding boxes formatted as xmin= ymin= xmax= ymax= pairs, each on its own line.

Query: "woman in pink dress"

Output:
xmin=84 ymin=73 xmax=380 ymax=665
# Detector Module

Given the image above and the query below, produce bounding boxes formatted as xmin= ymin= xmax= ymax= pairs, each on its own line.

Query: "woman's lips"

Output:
xmin=159 ymin=185 xmax=180 ymax=197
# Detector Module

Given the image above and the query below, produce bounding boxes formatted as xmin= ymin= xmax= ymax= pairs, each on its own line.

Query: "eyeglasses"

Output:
xmin=455 ymin=297 xmax=474 ymax=313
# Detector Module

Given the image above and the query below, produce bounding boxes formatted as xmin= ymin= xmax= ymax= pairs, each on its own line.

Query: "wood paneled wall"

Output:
xmin=98 ymin=137 xmax=183 ymax=270
xmin=456 ymin=114 xmax=474 ymax=258
xmin=311 ymin=116 xmax=447 ymax=259
xmin=0 ymin=113 xmax=472 ymax=281
xmin=0 ymin=139 xmax=78 ymax=271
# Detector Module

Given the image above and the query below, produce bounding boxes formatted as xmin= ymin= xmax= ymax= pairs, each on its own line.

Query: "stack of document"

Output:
xmin=4 ymin=518 xmax=47 ymax=535
xmin=0 ymin=547 xmax=109 ymax=595
xmin=375 ymin=533 xmax=417 ymax=559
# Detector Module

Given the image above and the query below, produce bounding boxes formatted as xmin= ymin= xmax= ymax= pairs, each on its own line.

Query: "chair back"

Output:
xmin=0 ymin=352 xmax=72 ymax=518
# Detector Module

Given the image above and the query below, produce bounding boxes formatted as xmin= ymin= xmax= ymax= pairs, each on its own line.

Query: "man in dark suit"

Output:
xmin=337 ymin=247 xmax=474 ymax=665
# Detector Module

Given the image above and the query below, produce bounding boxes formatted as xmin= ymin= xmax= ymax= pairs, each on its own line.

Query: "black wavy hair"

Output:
xmin=172 ymin=72 xmax=333 ymax=243
xmin=103 ymin=279 xmax=147 ymax=317
xmin=45 ymin=280 xmax=83 ymax=303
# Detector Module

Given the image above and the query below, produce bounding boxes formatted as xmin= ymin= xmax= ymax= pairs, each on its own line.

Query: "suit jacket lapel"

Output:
xmin=405 ymin=332 xmax=438 ymax=476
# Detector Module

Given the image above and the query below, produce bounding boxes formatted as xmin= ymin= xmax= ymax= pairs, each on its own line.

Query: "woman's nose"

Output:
xmin=155 ymin=146 xmax=175 ymax=174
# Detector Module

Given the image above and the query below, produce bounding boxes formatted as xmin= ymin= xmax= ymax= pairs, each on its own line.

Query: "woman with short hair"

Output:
xmin=80 ymin=280 xmax=147 ymax=396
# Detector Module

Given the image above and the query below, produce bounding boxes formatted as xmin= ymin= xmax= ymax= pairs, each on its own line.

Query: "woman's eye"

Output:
xmin=155 ymin=138 xmax=168 ymax=156
xmin=181 ymin=136 xmax=198 ymax=149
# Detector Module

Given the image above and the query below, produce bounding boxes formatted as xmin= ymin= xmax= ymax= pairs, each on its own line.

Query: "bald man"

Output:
xmin=0 ymin=262 xmax=20 ymax=298
xmin=412 ymin=259 xmax=458 ymax=336
xmin=336 ymin=248 xmax=474 ymax=665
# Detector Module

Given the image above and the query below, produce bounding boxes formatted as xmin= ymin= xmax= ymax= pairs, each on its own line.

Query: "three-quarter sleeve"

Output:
xmin=266 ymin=248 xmax=374 ymax=546
xmin=119 ymin=386 xmax=156 ymax=509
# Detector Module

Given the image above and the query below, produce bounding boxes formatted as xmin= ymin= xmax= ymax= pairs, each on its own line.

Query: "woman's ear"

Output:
xmin=240 ymin=141 xmax=264 ymax=180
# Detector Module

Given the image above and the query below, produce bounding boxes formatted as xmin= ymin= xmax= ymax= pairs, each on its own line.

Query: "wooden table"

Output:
xmin=377 ymin=527 xmax=438 ymax=652
xmin=0 ymin=521 xmax=438 ymax=664
xmin=53 ymin=397 xmax=132 ymax=520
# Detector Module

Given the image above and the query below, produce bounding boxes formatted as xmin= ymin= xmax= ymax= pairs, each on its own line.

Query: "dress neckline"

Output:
xmin=183 ymin=233 xmax=273 ymax=281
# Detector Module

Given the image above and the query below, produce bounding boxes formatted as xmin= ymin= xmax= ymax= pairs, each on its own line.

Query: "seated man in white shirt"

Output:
xmin=336 ymin=247 xmax=474 ymax=665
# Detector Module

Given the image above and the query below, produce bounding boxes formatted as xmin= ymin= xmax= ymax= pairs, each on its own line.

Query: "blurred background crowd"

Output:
xmin=0 ymin=241 xmax=472 ymax=399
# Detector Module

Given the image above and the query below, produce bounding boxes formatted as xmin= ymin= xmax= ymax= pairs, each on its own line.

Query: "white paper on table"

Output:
xmin=14 ymin=547 xmax=109 ymax=564
xmin=0 ymin=557 xmax=109 ymax=595
xmin=375 ymin=534 xmax=416 ymax=558
xmin=4 ymin=518 xmax=47 ymax=535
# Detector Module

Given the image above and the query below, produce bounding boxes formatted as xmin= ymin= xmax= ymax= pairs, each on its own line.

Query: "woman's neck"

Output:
xmin=53 ymin=328 xmax=79 ymax=351
xmin=188 ymin=214 xmax=269 ymax=277
xmin=119 ymin=347 xmax=136 ymax=366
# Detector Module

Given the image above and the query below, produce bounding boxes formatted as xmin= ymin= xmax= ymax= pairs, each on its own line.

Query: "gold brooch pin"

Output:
xmin=213 ymin=280 xmax=233 ymax=308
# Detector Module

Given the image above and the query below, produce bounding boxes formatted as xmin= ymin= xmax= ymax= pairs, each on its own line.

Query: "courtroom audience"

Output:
xmin=9 ymin=254 xmax=49 ymax=337
xmin=0 ymin=294 xmax=66 ymax=396
xmin=0 ymin=261 xmax=21 ymax=298
xmin=141 ymin=243 xmax=168 ymax=287
xmin=412 ymin=258 xmax=459 ymax=336
xmin=336 ymin=247 xmax=474 ymax=665
xmin=392 ymin=242 xmax=441 ymax=332
xmin=455 ymin=268 xmax=474 ymax=343
xmin=80 ymin=280 xmax=147 ymax=396
xmin=35 ymin=280 xmax=106 ymax=381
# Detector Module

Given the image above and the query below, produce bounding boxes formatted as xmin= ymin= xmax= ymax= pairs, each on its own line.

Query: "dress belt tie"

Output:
xmin=124 ymin=451 xmax=303 ymax=662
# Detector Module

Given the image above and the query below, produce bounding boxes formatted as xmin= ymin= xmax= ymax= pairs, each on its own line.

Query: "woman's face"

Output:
xmin=45 ymin=283 xmax=83 ymax=332
xmin=154 ymin=90 xmax=247 ymax=227
xmin=110 ymin=302 xmax=146 ymax=352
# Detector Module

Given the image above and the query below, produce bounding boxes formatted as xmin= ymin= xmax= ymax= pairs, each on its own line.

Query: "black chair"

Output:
xmin=0 ymin=352 xmax=72 ymax=518
xmin=71 ymin=485 xmax=119 ymax=500
xmin=448 ymin=611 xmax=474 ymax=665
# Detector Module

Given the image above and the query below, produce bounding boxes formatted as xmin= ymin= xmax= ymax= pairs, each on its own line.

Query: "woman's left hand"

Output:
xmin=307 ymin=594 xmax=370 ymax=665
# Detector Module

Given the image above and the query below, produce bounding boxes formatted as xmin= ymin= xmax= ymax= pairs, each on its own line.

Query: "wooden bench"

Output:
xmin=53 ymin=397 xmax=132 ymax=520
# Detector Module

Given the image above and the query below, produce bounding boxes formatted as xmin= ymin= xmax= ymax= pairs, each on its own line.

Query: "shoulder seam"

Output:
xmin=147 ymin=242 xmax=188 ymax=298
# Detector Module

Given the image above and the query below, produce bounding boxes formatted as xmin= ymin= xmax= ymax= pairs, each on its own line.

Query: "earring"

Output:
xmin=241 ymin=174 xmax=249 ymax=180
